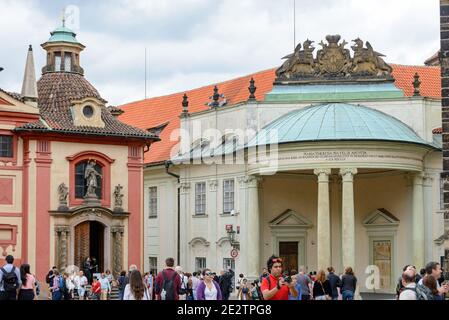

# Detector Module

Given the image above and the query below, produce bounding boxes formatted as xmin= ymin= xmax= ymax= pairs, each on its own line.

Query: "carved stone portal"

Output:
xmin=55 ymin=226 xmax=70 ymax=272
xmin=111 ymin=227 xmax=124 ymax=277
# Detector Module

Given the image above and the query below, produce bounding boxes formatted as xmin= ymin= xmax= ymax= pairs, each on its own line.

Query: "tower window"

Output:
xmin=64 ymin=54 xmax=72 ymax=72
xmin=55 ymin=53 xmax=62 ymax=72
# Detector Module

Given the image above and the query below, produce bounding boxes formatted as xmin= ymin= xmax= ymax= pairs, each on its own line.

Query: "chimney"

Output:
xmin=21 ymin=45 xmax=38 ymax=107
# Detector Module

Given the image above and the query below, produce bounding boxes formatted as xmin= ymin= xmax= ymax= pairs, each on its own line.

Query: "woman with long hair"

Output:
xmin=237 ymin=278 xmax=251 ymax=300
xmin=341 ymin=267 xmax=357 ymax=300
xmin=123 ymin=270 xmax=150 ymax=300
xmin=18 ymin=264 xmax=36 ymax=300
xmin=196 ymin=269 xmax=222 ymax=300
xmin=423 ymin=275 xmax=443 ymax=300
xmin=312 ymin=270 xmax=331 ymax=300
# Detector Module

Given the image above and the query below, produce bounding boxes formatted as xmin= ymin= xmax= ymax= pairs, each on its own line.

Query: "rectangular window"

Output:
xmin=195 ymin=182 xmax=206 ymax=215
xmin=149 ymin=187 xmax=158 ymax=218
xmin=149 ymin=257 xmax=157 ymax=275
xmin=223 ymin=258 xmax=235 ymax=271
xmin=55 ymin=53 xmax=61 ymax=72
xmin=0 ymin=136 xmax=13 ymax=158
xmin=64 ymin=54 xmax=72 ymax=72
xmin=195 ymin=257 xmax=207 ymax=272
xmin=223 ymin=179 xmax=235 ymax=214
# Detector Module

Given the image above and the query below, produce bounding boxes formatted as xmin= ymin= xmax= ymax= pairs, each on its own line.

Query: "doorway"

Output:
xmin=279 ymin=242 xmax=298 ymax=274
xmin=74 ymin=221 xmax=105 ymax=273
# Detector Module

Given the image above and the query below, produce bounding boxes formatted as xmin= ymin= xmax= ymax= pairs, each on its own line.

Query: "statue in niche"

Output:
xmin=84 ymin=160 xmax=102 ymax=198
xmin=113 ymin=184 xmax=124 ymax=212
xmin=57 ymin=183 xmax=69 ymax=210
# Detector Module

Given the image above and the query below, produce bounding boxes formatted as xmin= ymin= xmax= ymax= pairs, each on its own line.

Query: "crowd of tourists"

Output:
xmin=1 ymin=253 xmax=448 ymax=301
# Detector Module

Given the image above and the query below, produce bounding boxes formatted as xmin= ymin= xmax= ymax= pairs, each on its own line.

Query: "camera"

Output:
xmin=283 ymin=276 xmax=292 ymax=284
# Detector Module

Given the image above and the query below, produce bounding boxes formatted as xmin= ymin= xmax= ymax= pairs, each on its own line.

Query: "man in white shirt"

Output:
xmin=76 ymin=271 xmax=88 ymax=300
xmin=399 ymin=269 xmax=417 ymax=300
xmin=175 ymin=266 xmax=188 ymax=300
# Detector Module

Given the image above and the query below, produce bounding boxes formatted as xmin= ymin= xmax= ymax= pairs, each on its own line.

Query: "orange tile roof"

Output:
xmin=119 ymin=65 xmax=442 ymax=164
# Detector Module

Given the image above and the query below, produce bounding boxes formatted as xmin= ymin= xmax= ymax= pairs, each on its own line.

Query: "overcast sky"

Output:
xmin=0 ymin=0 xmax=440 ymax=106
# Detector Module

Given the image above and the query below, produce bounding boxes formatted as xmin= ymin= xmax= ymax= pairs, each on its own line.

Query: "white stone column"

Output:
xmin=412 ymin=173 xmax=425 ymax=268
xmin=208 ymin=179 xmax=218 ymax=270
xmin=179 ymin=181 xmax=191 ymax=269
xmin=314 ymin=169 xmax=332 ymax=271
xmin=246 ymin=176 xmax=262 ymax=280
xmin=340 ymin=168 xmax=357 ymax=270
xmin=423 ymin=174 xmax=434 ymax=263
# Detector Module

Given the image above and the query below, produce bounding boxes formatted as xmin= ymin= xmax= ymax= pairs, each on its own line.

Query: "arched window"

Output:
xmin=75 ymin=161 xmax=103 ymax=199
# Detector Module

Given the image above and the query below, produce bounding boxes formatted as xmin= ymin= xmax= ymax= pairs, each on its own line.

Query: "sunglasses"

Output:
xmin=205 ymin=272 xmax=213 ymax=276
xmin=271 ymin=258 xmax=283 ymax=263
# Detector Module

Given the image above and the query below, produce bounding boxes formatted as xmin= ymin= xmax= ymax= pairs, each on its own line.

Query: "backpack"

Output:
xmin=1 ymin=267 xmax=18 ymax=292
xmin=401 ymin=284 xmax=434 ymax=300
xmin=160 ymin=271 xmax=178 ymax=300
xmin=179 ymin=274 xmax=188 ymax=295
xmin=58 ymin=276 xmax=66 ymax=292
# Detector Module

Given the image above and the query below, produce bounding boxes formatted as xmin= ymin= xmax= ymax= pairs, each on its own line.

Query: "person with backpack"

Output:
xmin=155 ymin=257 xmax=181 ymax=300
xmin=50 ymin=270 xmax=63 ymax=300
xmin=196 ymin=269 xmax=222 ymax=300
xmin=45 ymin=266 xmax=56 ymax=299
xmin=0 ymin=255 xmax=21 ymax=300
xmin=175 ymin=266 xmax=188 ymax=300
xmin=399 ymin=268 xmax=417 ymax=300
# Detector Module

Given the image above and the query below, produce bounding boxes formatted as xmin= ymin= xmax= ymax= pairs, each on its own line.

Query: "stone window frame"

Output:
xmin=223 ymin=179 xmax=235 ymax=214
xmin=148 ymin=186 xmax=158 ymax=218
xmin=195 ymin=182 xmax=206 ymax=216
xmin=0 ymin=224 xmax=18 ymax=257
xmin=195 ymin=257 xmax=207 ymax=272
xmin=0 ymin=130 xmax=17 ymax=164
xmin=149 ymin=256 xmax=158 ymax=275
xmin=67 ymin=151 xmax=114 ymax=207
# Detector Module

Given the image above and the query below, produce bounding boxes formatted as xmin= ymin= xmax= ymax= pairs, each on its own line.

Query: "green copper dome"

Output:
xmin=47 ymin=26 xmax=80 ymax=44
xmin=248 ymin=103 xmax=434 ymax=148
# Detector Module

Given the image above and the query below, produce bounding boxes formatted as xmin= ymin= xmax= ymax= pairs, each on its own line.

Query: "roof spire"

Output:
xmin=21 ymin=45 xmax=38 ymax=107
xmin=61 ymin=8 xmax=66 ymax=27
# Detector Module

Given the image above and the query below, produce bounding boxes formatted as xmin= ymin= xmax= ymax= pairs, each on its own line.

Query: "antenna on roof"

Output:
xmin=293 ymin=0 xmax=296 ymax=51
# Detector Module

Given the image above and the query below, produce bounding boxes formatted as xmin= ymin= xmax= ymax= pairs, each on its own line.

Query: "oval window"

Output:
xmin=83 ymin=105 xmax=94 ymax=118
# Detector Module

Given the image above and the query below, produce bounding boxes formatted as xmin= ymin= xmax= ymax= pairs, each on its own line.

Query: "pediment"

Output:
xmin=269 ymin=209 xmax=313 ymax=228
xmin=363 ymin=208 xmax=399 ymax=227
xmin=0 ymin=91 xmax=40 ymax=115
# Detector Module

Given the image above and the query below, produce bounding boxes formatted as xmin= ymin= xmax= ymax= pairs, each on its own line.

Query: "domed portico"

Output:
xmin=244 ymin=103 xmax=438 ymax=288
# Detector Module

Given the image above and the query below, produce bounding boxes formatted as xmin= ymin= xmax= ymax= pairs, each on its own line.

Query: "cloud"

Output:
xmin=0 ymin=0 xmax=440 ymax=106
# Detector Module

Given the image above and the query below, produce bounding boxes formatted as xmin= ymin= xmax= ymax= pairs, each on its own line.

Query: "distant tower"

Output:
xmin=21 ymin=45 xmax=38 ymax=107
xmin=41 ymin=18 xmax=85 ymax=75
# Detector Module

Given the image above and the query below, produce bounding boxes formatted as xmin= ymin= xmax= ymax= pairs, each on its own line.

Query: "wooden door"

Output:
xmin=279 ymin=242 xmax=298 ymax=274
xmin=74 ymin=222 xmax=90 ymax=269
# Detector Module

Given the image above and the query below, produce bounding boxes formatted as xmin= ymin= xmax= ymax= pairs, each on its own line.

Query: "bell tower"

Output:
xmin=41 ymin=17 xmax=85 ymax=75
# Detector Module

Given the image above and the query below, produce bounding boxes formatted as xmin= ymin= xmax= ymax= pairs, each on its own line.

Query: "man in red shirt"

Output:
xmin=261 ymin=255 xmax=298 ymax=300
xmin=155 ymin=257 xmax=181 ymax=300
